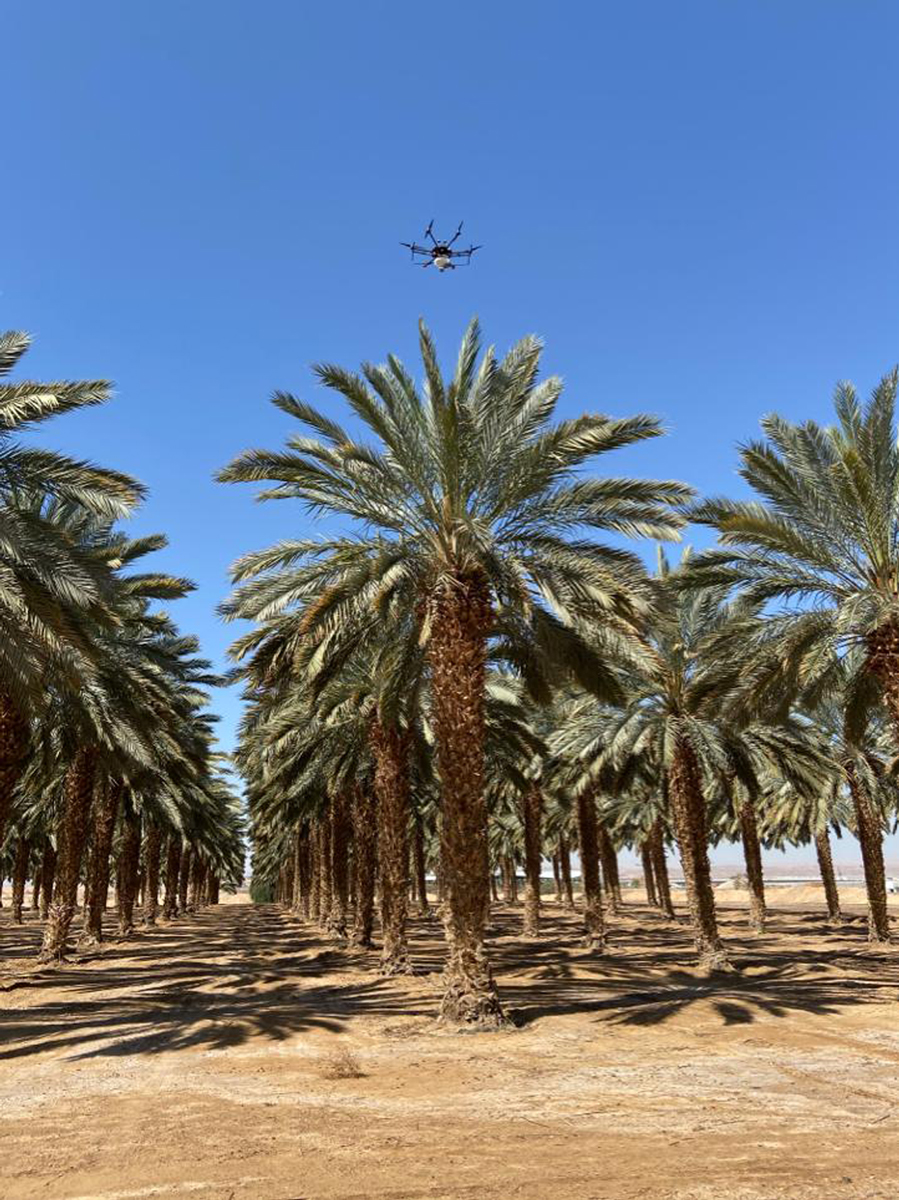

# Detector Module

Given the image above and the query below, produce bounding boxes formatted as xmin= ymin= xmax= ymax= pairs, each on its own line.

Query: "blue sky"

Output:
xmin=6 ymin=1 xmax=899 ymax=866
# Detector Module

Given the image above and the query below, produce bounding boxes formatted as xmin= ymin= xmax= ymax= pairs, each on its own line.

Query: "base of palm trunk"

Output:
xmin=697 ymin=942 xmax=734 ymax=973
xmin=438 ymin=946 xmax=506 ymax=1027
xmin=38 ymin=903 xmax=76 ymax=962
xmin=379 ymin=943 xmax=413 ymax=975
xmin=867 ymin=922 xmax=891 ymax=944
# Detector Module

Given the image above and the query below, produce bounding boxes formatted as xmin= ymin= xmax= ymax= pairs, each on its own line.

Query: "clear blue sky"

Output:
xmin=6 ymin=1 xmax=899 ymax=867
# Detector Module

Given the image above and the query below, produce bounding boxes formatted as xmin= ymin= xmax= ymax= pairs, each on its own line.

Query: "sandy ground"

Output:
xmin=2 ymin=891 xmax=899 ymax=1200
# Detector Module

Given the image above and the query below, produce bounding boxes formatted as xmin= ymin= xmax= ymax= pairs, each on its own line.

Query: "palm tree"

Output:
xmin=0 ymin=333 xmax=143 ymax=846
xmin=690 ymin=372 xmax=899 ymax=750
xmin=558 ymin=551 xmax=830 ymax=969
xmin=219 ymin=318 xmax=689 ymax=1023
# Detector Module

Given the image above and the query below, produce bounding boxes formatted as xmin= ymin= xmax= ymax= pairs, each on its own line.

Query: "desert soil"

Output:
xmin=2 ymin=892 xmax=899 ymax=1200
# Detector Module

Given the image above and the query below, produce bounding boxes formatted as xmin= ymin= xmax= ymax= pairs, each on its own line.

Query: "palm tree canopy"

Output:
xmin=688 ymin=371 xmax=899 ymax=646
xmin=219 ymin=319 xmax=692 ymax=701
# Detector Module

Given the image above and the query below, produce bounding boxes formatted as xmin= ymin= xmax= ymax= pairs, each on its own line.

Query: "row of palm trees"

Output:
xmin=0 ymin=331 xmax=243 ymax=962
xmin=222 ymin=319 xmax=899 ymax=1026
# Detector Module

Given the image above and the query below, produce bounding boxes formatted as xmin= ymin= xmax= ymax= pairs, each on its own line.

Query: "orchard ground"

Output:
xmin=2 ymin=889 xmax=899 ymax=1200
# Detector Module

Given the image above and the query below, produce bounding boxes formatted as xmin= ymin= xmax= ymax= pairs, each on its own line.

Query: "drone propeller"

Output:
xmin=447 ymin=221 xmax=464 ymax=247
xmin=424 ymin=220 xmax=436 ymax=244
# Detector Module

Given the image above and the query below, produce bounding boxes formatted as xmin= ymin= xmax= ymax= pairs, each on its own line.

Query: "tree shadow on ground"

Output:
xmin=0 ymin=905 xmax=433 ymax=1061
xmin=1 ymin=900 xmax=896 ymax=1062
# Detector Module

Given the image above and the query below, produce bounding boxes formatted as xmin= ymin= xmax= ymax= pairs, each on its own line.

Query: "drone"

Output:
xmin=401 ymin=221 xmax=481 ymax=271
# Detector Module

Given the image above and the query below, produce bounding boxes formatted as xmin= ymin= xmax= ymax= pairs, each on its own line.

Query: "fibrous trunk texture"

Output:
xmin=40 ymin=748 xmax=97 ymax=961
xmin=143 ymin=822 xmax=161 ymax=925
xmin=598 ymin=826 xmax=621 ymax=915
xmin=371 ymin=722 xmax=412 ymax=974
xmin=31 ymin=864 xmax=41 ymax=912
xmin=178 ymin=846 xmax=192 ymax=914
xmin=0 ymin=688 xmax=29 ymax=850
xmin=522 ymin=786 xmax=542 ymax=937
xmin=310 ymin=823 xmax=322 ymax=920
xmin=502 ymin=857 xmax=517 ymax=904
xmin=329 ymin=793 xmax=350 ymax=940
xmin=846 ymin=763 xmax=890 ymax=942
xmin=428 ymin=574 xmax=504 ymax=1026
xmin=81 ymin=778 xmax=122 ymax=946
xmin=739 ymin=799 xmax=766 ymax=933
xmin=551 ymin=854 xmax=562 ymax=904
xmin=640 ymin=841 xmax=657 ymax=907
xmin=162 ymin=837 xmax=181 ymax=920
xmin=291 ymin=826 xmax=304 ymax=914
xmin=815 ymin=829 xmax=842 ymax=925
xmin=866 ymin=619 xmax=899 ymax=735
xmin=559 ymin=836 xmax=575 ymax=909
xmin=11 ymin=836 xmax=30 ymax=924
xmin=576 ymin=790 xmax=604 ymax=950
xmin=317 ymin=817 xmax=332 ymax=928
xmin=650 ymin=820 xmax=675 ymax=919
xmin=668 ymin=740 xmax=729 ymax=970
xmin=351 ymin=787 xmax=376 ymax=946
xmin=117 ymin=804 xmax=141 ymax=937
xmin=188 ymin=854 xmax=204 ymax=912
xmin=39 ymin=841 xmax=57 ymax=920
xmin=414 ymin=817 xmax=429 ymax=916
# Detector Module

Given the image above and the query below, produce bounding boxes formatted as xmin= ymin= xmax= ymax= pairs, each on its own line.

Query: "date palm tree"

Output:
xmin=219 ymin=318 xmax=690 ymax=1023
xmin=690 ymin=371 xmax=899 ymax=750
xmin=0 ymin=332 xmax=143 ymax=845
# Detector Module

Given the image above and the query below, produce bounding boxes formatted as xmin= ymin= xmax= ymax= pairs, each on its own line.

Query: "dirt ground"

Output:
xmin=3 ymin=891 xmax=899 ymax=1200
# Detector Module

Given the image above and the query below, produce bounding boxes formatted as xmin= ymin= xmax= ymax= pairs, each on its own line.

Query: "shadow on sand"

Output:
xmin=1 ymin=900 xmax=896 ymax=1062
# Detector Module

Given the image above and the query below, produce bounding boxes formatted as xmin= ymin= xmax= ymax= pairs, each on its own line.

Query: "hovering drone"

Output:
xmin=401 ymin=221 xmax=481 ymax=271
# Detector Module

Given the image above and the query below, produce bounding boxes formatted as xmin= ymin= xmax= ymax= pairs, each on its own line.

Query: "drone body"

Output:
xmin=401 ymin=221 xmax=481 ymax=270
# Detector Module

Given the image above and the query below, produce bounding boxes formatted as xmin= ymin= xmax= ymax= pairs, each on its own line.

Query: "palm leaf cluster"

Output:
xmin=0 ymin=332 xmax=243 ymax=962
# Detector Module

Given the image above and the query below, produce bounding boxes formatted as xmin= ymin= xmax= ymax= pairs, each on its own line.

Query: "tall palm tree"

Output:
xmin=558 ymin=551 xmax=830 ymax=969
xmin=690 ymin=372 xmax=899 ymax=748
xmin=219 ymin=319 xmax=689 ymax=1023
xmin=0 ymin=333 xmax=143 ymax=845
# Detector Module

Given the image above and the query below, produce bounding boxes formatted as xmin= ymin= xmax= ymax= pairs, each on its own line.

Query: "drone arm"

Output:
xmin=447 ymin=221 xmax=464 ymax=246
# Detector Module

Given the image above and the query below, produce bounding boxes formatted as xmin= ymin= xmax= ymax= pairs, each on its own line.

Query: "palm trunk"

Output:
xmin=739 ymin=799 xmax=766 ymax=933
xmin=187 ymin=853 xmax=204 ymax=912
xmin=576 ymin=790 xmax=604 ymax=949
xmin=143 ymin=822 xmax=162 ymax=925
xmin=40 ymin=747 xmax=97 ymax=961
xmin=298 ymin=827 xmax=313 ymax=919
xmin=846 ymin=764 xmax=890 ymax=942
xmin=640 ymin=841 xmax=657 ymax=907
xmin=329 ymin=792 xmax=350 ymax=940
xmin=551 ymin=854 xmax=562 ymax=904
xmin=502 ymin=857 xmax=516 ymax=904
xmin=650 ymin=820 xmax=675 ymax=919
xmin=162 ymin=837 xmax=181 ymax=920
xmin=815 ymin=829 xmax=842 ymax=924
xmin=310 ymin=823 xmax=322 ymax=921
xmin=521 ymin=786 xmax=542 ymax=937
xmin=81 ymin=777 xmax=122 ymax=945
xmin=0 ymin=688 xmax=29 ymax=850
xmin=428 ymin=574 xmax=503 ymax=1026
xmin=291 ymin=826 xmax=304 ymax=913
xmin=559 ymin=835 xmax=575 ymax=909
xmin=668 ymin=739 xmax=729 ymax=970
xmin=371 ymin=722 xmax=412 ymax=974
xmin=209 ymin=877 xmax=220 ymax=905
xmin=598 ymin=825 xmax=621 ymax=914
xmin=413 ymin=817 xmax=429 ymax=916
xmin=117 ymin=805 xmax=141 ymax=937
xmin=31 ymin=862 xmax=41 ymax=912
xmin=318 ymin=817 xmax=333 ymax=928
xmin=11 ymin=836 xmax=30 ymax=924
xmin=39 ymin=841 xmax=56 ymax=920
xmin=178 ymin=845 xmax=192 ymax=914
